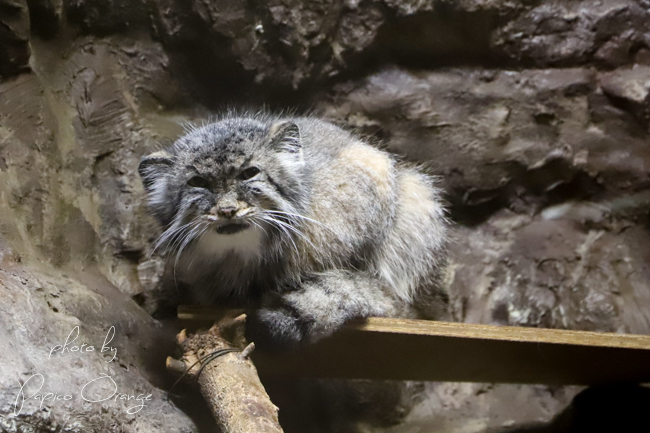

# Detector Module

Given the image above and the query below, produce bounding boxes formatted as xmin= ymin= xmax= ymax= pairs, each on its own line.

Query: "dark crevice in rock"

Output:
xmin=162 ymin=39 xmax=258 ymax=110
xmin=366 ymin=8 xmax=505 ymax=70
xmin=0 ymin=0 xmax=31 ymax=78
xmin=64 ymin=0 xmax=151 ymax=37
xmin=600 ymin=91 xmax=649 ymax=131
xmin=154 ymin=1 xmax=316 ymax=112
xmin=315 ymin=6 xmax=514 ymax=95
xmin=26 ymin=0 xmax=60 ymax=39
xmin=589 ymin=92 xmax=649 ymax=138
xmin=446 ymin=189 xmax=506 ymax=227
xmin=448 ymin=158 xmax=605 ymax=227
xmin=115 ymin=247 xmax=144 ymax=263
xmin=504 ymin=385 xmax=650 ymax=433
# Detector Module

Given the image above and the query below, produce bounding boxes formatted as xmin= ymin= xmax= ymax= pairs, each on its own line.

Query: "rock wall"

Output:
xmin=1 ymin=0 xmax=649 ymax=432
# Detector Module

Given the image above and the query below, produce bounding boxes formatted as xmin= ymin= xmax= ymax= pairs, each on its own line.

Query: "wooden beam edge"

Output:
xmin=350 ymin=318 xmax=650 ymax=350
xmin=177 ymin=306 xmax=650 ymax=351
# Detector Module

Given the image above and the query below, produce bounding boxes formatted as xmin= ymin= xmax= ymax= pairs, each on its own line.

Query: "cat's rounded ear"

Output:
xmin=139 ymin=150 xmax=173 ymax=191
xmin=268 ymin=121 xmax=301 ymax=153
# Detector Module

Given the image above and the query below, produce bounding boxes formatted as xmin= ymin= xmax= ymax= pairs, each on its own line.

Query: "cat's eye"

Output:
xmin=239 ymin=167 xmax=260 ymax=180
xmin=188 ymin=176 xmax=209 ymax=188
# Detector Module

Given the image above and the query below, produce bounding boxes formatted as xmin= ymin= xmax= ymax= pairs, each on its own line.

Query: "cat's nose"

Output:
xmin=217 ymin=206 xmax=238 ymax=218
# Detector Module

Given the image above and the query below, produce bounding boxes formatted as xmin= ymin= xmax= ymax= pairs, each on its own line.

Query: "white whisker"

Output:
xmin=260 ymin=216 xmax=301 ymax=258
xmin=263 ymin=210 xmax=336 ymax=234
xmin=173 ymin=220 xmax=207 ymax=278
xmin=149 ymin=221 xmax=195 ymax=258
xmin=262 ymin=215 xmax=317 ymax=251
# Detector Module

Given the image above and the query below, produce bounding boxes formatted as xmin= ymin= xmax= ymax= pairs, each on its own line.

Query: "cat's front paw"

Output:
xmin=246 ymin=305 xmax=311 ymax=351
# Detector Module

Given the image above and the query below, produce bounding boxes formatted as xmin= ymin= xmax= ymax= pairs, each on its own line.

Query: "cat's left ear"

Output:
xmin=138 ymin=150 xmax=173 ymax=192
xmin=268 ymin=121 xmax=301 ymax=153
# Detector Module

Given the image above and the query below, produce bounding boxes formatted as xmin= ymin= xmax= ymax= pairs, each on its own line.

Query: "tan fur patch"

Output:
xmin=399 ymin=173 xmax=435 ymax=210
xmin=339 ymin=144 xmax=393 ymax=196
xmin=373 ymin=171 xmax=445 ymax=302
xmin=147 ymin=150 xmax=171 ymax=158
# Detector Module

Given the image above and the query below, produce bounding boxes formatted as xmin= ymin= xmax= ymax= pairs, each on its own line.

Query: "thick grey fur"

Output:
xmin=139 ymin=114 xmax=448 ymax=348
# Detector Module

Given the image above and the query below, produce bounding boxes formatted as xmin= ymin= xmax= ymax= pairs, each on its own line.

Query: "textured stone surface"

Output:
xmin=0 ymin=259 xmax=196 ymax=432
xmin=493 ymin=0 xmax=650 ymax=68
xmin=0 ymin=35 xmax=205 ymax=432
xmin=2 ymin=0 xmax=650 ymax=431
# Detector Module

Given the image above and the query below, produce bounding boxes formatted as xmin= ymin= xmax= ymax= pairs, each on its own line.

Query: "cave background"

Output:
xmin=2 ymin=0 xmax=650 ymax=432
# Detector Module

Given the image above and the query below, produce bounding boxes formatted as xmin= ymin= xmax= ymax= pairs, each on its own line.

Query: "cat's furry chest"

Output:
xmin=177 ymin=224 xmax=290 ymax=301
xmin=194 ymin=225 xmax=266 ymax=262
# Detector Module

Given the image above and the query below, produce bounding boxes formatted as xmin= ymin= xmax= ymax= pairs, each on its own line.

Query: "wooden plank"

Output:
xmin=178 ymin=306 xmax=650 ymax=385
xmin=178 ymin=305 xmax=244 ymax=321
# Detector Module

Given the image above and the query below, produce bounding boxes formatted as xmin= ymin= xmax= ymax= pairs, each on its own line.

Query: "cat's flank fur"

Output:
xmin=139 ymin=114 xmax=448 ymax=348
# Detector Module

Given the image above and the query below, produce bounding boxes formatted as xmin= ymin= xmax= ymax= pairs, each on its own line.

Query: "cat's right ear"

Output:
xmin=268 ymin=121 xmax=301 ymax=154
xmin=138 ymin=151 xmax=173 ymax=191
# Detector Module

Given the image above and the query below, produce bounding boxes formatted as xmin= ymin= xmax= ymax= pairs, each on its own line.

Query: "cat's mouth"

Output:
xmin=215 ymin=222 xmax=250 ymax=235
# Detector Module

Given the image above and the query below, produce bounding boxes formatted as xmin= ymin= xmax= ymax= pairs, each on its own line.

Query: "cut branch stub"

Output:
xmin=167 ymin=314 xmax=284 ymax=433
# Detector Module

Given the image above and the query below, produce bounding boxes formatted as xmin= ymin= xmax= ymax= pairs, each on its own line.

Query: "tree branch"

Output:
xmin=167 ymin=314 xmax=284 ymax=433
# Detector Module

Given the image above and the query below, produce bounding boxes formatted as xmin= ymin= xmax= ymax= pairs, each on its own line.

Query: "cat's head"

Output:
xmin=139 ymin=117 xmax=308 ymax=256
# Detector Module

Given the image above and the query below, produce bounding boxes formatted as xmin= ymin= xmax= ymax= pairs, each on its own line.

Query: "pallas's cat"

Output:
xmin=139 ymin=115 xmax=448 ymax=347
